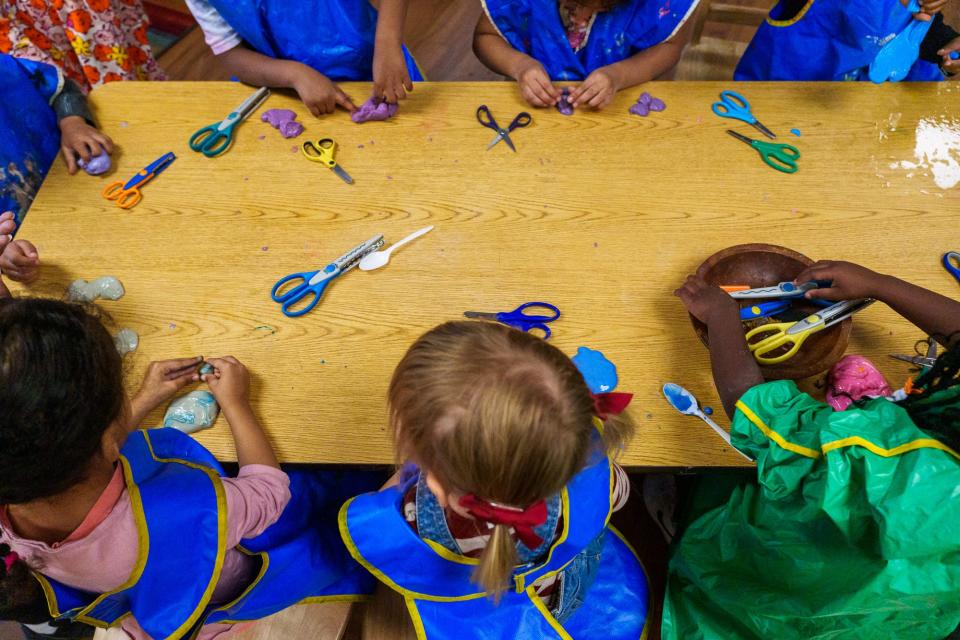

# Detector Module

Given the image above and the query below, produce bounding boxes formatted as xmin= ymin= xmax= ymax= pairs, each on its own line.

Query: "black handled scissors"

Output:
xmin=476 ymin=105 xmax=532 ymax=152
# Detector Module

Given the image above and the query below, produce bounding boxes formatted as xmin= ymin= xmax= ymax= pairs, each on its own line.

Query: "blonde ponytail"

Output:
xmin=474 ymin=524 xmax=518 ymax=602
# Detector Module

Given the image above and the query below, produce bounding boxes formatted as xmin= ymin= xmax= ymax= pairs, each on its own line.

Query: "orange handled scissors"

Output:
xmin=102 ymin=152 xmax=176 ymax=209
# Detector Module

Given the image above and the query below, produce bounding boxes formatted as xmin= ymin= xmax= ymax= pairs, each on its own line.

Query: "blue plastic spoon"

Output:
xmin=869 ymin=0 xmax=933 ymax=83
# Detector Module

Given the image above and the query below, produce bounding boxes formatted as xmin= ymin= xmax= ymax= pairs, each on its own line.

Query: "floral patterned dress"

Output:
xmin=0 ymin=0 xmax=165 ymax=94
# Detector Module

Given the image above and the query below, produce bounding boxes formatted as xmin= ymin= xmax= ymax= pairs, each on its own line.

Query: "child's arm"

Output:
xmin=795 ymin=261 xmax=960 ymax=345
xmin=204 ymin=356 xmax=279 ymax=469
xmin=674 ymin=275 xmax=765 ymax=418
xmin=569 ymin=18 xmax=694 ymax=109
xmin=0 ymin=228 xmax=39 ymax=284
xmin=372 ymin=0 xmax=413 ymax=103
xmin=129 ymin=357 xmax=205 ymax=429
xmin=54 ymin=80 xmax=113 ymax=175
xmin=473 ymin=13 xmax=561 ymax=107
xmin=217 ymin=46 xmax=356 ymax=116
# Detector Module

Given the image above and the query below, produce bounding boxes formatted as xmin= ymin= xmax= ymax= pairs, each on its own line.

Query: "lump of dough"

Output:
xmin=163 ymin=390 xmax=220 ymax=434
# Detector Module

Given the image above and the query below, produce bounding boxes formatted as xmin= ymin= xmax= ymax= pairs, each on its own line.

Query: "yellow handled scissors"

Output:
xmin=301 ymin=138 xmax=353 ymax=185
xmin=746 ymin=299 xmax=874 ymax=365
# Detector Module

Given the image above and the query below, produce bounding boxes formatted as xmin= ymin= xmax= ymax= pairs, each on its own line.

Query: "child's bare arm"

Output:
xmin=217 ymin=45 xmax=356 ymax=115
xmin=570 ymin=17 xmax=694 ymax=109
xmin=204 ymin=356 xmax=279 ymax=469
xmin=372 ymin=0 xmax=413 ymax=102
xmin=473 ymin=13 xmax=561 ymax=107
xmin=675 ymin=275 xmax=765 ymax=418
xmin=130 ymin=357 xmax=204 ymax=430
xmin=796 ymin=261 xmax=960 ymax=345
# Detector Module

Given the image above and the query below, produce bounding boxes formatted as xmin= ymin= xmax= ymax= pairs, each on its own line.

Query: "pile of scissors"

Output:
xmin=746 ymin=299 xmax=875 ymax=365
xmin=464 ymin=301 xmax=560 ymax=339
xmin=271 ymin=235 xmax=383 ymax=317
xmin=190 ymin=87 xmax=271 ymax=157
xmin=712 ymin=90 xmax=801 ymax=174
xmin=476 ymin=105 xmax=532 ymax=152
xmin=102 ymin=152 xmax=176 ymax=209
xmin=302 ymin=138 xmax=354 ymax=185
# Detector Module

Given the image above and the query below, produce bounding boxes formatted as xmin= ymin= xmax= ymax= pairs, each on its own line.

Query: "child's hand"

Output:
xmin=372 ymin=45 xmax=413 ymax=103
xmin=908 ymin=0 xmax=948 ymax=19
xmin=674 ymin=275 xmax=740 ymax=325
xmin=939 ymin=37 xmax=960 ymax=75
xmin=513 ymin=57 xmax=561 ymax=107
xmin=59 ymin=115 xmax=113 ymax=175
xmin=570 ymin=67 xmax=619 ymax=109
xmin=0 ymin=211 xmax=15 ymax=246
xmin=291 ymin=65 xmax=356 ymax=116
xmin=0 ymin=239 xmax=39 ymax=283
xmin=203 ymin=356 xmax=251 ymax=410
xmin=793 ymin=261 xmax=889 ymax=301
xmin=134 ymin=357 xmax=204 ymax=413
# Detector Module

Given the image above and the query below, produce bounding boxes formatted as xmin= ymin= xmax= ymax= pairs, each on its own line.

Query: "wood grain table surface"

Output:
xmin=12 ymin=80 xmax=960 ymax=467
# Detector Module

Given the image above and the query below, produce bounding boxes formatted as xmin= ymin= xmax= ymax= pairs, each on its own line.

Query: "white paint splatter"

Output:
xmin=889 ymin=116 xmax=960 ymax=189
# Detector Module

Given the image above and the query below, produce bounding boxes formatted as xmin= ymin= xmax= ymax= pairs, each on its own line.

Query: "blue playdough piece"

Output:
xmin=790 ymin=128 xmax=801 ymax=137
xmin=572 ymin=346 xmax=618 ymax=393
xmin=163 ymin=390 xmax=220 ymax=434
xmin=703 ymin=406 xmax=714 ymax=416
xmin=952 ymin=52 xmax=960 ymax=60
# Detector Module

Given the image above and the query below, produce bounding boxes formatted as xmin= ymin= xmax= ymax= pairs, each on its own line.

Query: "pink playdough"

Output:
xmin=351 ymin=98 xmax=398 ymax=123
xmin=261 ymin=109 xmax=303 ymax=138
xmin=826 ymin=355 xmax=893 ymax=411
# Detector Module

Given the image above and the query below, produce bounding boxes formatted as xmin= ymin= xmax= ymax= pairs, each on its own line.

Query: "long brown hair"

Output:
xmin=388 ymin=321 xmax=634 ymax=599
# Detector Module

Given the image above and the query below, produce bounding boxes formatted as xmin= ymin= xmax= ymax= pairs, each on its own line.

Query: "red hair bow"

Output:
xmin=2 ymin=551 xmax=18 ymax=573
xmin=459 ymin=494 xmax=548 ymax=549
xmin=592 ymin=392 xmax=633 ymax=420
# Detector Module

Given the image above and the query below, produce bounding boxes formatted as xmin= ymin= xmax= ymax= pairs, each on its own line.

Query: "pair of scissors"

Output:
xmin=712 ymin=90 xmax=777 ymax=139
xmin=729 ymin=280 xmax=832 ymax=300
xmin=102 ymin=152 xmax=176 ymax=209
xmin=726 ymin=130 xmax=801 ymax=174
xmin=476 ymin=105 xmax=532 ymax=152
xmin=943 ymin=251 xmax=960 ymax=284
xmin=890 ymin=336 xmax=938 ymax=370
xmin=302 ymin=139 xmax=354 ymax=185
xmin=746 ymin=299 xmax=875 ymax=365
xmin=463 ymin=302 xmax=560 ymax=339
xmin=739 ymin=300 xmax=792 ymax=321
xmin=189 ymin=87 xmax=270 ymax=158
xmin=271 ymin=235 xmax=384 ymax=317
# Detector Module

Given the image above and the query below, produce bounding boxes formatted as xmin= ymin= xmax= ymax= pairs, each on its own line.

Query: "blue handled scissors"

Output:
xmin=190 ymin=87 xmax=270 ymax=157
xmin=476 ymin=105 xmax=532 ymax=152
xmin=464 ymin=302 xmax=561 ymax=339
xmin=726 ymin=130 xmax=801 ymax=174
xmin=271 ymin=235 xmax=384 ymax=317
xmin=944 ymin=251 xmax=960 ymax=285
xmin=739 ymin=300 xmax=792 ymax=321
xmin=712 ymin=90 xmax=777 ymax=139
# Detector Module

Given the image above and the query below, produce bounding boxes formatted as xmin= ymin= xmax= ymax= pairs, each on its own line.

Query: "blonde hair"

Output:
xmin=388 ymin=321 xmax=634 ymax=599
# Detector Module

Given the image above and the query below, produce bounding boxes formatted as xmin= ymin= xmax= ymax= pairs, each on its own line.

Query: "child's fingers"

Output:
xmin=7 ymin=242 xmax=38 ymax=266
xmin=531 ymin=76 xmax=558 ymax=104
xmin=574 ymin=83 xmax=602 ymax=107
xmin=803 ymin=288 xmax=842 ymax=301
xmin=92 ymin=131 xmax=114 ymax=155
xmin=520 ymin=84 xmax=548 ymax=107
xmin=61 ymin=147 xmax=78 ymax=174
xmin=404 ymin=75 xmax=414 ymax=92
xmin=336 ymin=89 xmax=357 ymax=112
xmin=587 ymin=89 xmax=611 ymax=109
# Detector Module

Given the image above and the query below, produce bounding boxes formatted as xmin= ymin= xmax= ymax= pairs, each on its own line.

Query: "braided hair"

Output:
xmin=896 ymin=334 xmax=960 ymax=452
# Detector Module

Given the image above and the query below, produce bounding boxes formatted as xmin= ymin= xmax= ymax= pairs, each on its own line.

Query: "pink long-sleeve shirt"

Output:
xmin=0 ymin=463 xmax=291 ymax=640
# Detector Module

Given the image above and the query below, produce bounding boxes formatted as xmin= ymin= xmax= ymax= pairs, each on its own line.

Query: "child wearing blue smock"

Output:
xmin=185 ymin=0 xmax=424 ymax=116
xmin=474 ymin=0 xmax=701 ymax=109
xmin=735 ymin=0 xmax=960 ymax=81
xmin=0 ymin=54 xmax=113 ymax=230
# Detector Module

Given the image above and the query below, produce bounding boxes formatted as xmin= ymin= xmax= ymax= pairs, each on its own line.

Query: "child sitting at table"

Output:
xmin=0 ymin=54 xmax=113 ymax=229
xmin=0 ymin=298 xmax=380 ymax=639
xmin=473 ymin=0 xmax=701 ymax=109
xmin=184 ymin=0 xmax=423 ymax=115
xmin=735 ymin=0 xmax=960 ymax=81
xmin=339 ymin=321 xmax=649 ymax=638
xmin=663 ymin=262 xmax=960 ymax=639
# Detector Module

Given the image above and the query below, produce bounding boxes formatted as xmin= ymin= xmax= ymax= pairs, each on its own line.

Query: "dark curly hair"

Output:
xmin=0 ymin=298 xmax=125 ymax=504
xmin=0 ymin=544 xmax=49 ymax=623
xmin=896 ymin=334 xmax=960 ymax=452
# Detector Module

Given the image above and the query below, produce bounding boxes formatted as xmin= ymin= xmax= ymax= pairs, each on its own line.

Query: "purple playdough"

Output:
xmin=78 ymin=152 xmax=111 ymax=176
xmin=629 ymin=92 xmax=666 ymax=117
xmin=261 ymin=109 xmax=303 ymax=138
xmin=557 ymin=89 xmax=574 ymax=116
xmin=351 ymin=98 xmax=398 ymax=123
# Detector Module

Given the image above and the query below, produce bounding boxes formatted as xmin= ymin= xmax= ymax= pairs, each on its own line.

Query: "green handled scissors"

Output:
xmin=190 ymin=87 xmax=271 ymax=157
xmin=726 ymin=130 xmax=800 ymax=174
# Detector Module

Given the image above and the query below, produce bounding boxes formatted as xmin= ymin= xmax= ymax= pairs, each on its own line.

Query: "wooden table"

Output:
xmin=13 ymin=81 xmax=960 ymax=467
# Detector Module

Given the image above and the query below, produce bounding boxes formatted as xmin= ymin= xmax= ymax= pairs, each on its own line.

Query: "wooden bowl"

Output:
xmin=692 ymin=243 xmax=852 ymax=380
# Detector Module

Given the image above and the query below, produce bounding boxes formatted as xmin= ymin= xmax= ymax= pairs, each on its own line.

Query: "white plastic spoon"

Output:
xmin=662 ymin=383 xmax=753 ymax=461
xmin=359 ymin=225 xmax=434 ymax=271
